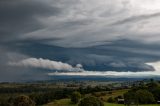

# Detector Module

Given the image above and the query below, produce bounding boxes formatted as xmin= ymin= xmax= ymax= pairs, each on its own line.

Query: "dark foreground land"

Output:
xmin=0 ymin=79 xmax=160 ymax=106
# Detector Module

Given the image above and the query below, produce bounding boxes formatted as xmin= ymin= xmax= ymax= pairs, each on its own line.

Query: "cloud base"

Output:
xmin=9 ymin=57 xmax=160 ymax=78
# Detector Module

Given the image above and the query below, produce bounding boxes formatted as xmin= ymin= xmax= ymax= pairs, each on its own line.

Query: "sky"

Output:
xmin=1 ymin=0 xmax=160 ymax=81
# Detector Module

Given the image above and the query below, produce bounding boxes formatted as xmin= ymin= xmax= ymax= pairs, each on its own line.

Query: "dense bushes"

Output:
xmin=136 ymin=90 xmax=155 ymax=104
xmin=124 ymin=89 xmax=156 ymax=104
xmin=107 ymin=97 xmax=115 ymax=103
xmin=78 ymin=86 xmax=111 ymax=94
xmin=124 ymin=91 xmax=138 ymax=105
xmin=0 ymin=87 xmax=75 ymax=106
xmin=71 ymin=91 xmax=81 ymax=104
xmin=13 ymin=95 xmax=35 ymax=106
xmin=29 ymin=89 xmax=74 ymax=105
xmin=151 ymin=87 xmax=160 ymax=101
xmin=78 ymin=96 xmax=104 ymax=106
xmin=0 ymin=95 xmax=35 ymax=106
xmin=123 ymin=80 xmax=160 ymax=105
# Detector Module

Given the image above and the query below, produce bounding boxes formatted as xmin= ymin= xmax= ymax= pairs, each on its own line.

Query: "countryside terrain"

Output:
xmin=0 ymin=79 xmax=160 ymax=106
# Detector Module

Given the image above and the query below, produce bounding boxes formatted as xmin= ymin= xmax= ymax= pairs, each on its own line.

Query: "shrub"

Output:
xmin=78 ymin=96 xmax=104 ymax=106
xmin=136 ymin=90 xmax=155 ymax=104
xmin=13 ymin=95 xmax=35 ymax=106
xmin=124 ymin=90 xmax=156 ymax=105
xmin=124 ymin=91 xmax=138 ymax=105
xmin=71 ymin=91 xmax=81 ymax=104
xmin=151 ymin=87 xmax=160 ymax=101
xmin=107 ymin=97 xmax=115 ymax=103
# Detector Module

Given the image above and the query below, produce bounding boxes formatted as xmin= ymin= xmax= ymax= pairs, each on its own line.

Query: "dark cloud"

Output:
xmin=0 ymin=0 xmax=60 ymax=42
xmin=1 ymin=0 xmax=160 ymax=81
xmin=0 ymin=0 xmax=62 ymax=81
xmin=8 ymin=39 xmax=158 ymax=71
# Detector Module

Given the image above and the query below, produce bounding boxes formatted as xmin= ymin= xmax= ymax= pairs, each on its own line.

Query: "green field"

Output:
xmin=43 ymin=99 xmax=159 ymax=106
xmin=100 ymin=89 xmax=129 ymax=101
xmin=104 ymin=103 xmax=158 ymax=106
xmin=43 ymin=89 xmax=129 ymax=106
xmin=43 ymin=89 xmax=159 ymax=106
xmin=43 ymin=99 xmax=76 ymax=106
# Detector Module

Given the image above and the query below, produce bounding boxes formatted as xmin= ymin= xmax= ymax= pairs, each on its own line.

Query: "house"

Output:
xmin=117 ymin=98 xmax=125 ymax=104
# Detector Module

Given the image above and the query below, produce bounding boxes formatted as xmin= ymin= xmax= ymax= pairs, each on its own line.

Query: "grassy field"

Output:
xmin=43 ymin=89 xmax=158 ymax=106
xmin=104 ymin=103 xmax=159 ymax=106
xmin=43 ymin=99 xmax=76 ymax=106
xmin=100 ymin=89 xmax=129 ymax=101
xmin=43 ymin=99 xmax=159 ymax=106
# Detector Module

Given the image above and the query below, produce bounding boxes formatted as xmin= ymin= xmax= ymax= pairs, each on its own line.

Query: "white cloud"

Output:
xmin=9 ymin=58 xmax=83 ymax=71
xmin=48 ymin=70 xmax=160 ymax=78
xmin=146 ymin=61 xmax=160 ymax=71
xmin=76 ymin=64 xmax=83 ymax=68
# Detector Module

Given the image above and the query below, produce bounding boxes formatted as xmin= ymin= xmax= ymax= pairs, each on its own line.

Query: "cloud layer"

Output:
xmin=2 ymin=0 xmax=160 ymax=47
xmin=20 ymin=0 xmax=160 ymax=47
xmin=48 ymin=61 xmax=160 ymax=78
xmin=1 ymin=0 xmax=160 ymax=81
xmin=9 ymin=58 xmax=83 ymax=71
xmin=9 ymin=57 xmax=160 ymax=78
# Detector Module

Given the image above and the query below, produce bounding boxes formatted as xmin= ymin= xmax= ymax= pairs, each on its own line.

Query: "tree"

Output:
xmin=124 ymin=91 xmax=138 ymax=106
xmin=107 ymin=97 xmax=115 ymax=103
xmin=136 ymin=90 xmax=155 ymax=104
xmin=78 ymin=96 xmax=104 ymax=106
xmin=124 ymin=89 xmax=156 ymax=105
xmin=151 ymin=87 xmax=160 ymax=101
xmin=13 ymin=95 xmax=35 ymax=106
xmin=71 ymin=91 xmax=81 ymax=104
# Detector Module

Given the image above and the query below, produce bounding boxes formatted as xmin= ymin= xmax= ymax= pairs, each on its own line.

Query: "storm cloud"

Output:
xmin=1 ymin=0 xmax=160 ymax=81
xmin=0 ymin=0 xmax=60 ymax=42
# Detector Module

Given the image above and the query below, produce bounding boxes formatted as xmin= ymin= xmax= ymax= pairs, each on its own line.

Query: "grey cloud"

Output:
xmin=1 ymin=0 xmax=160 ymax=81
xmin=0 ymin=0 xmax=60 ymax=42
xmin=1 ymin=0 xmax=160 ymax=48
xmin=111 ymin=12 xmax=160 ymax=26
xmin=109 ymin=62 xmax=126 ymax=68
xmin=0 ymin=47 xmax=33 ymax=82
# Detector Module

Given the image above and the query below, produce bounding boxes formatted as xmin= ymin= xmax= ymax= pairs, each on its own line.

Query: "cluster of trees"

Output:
xmin=1 ymin=95 xmax=35 ymax=106
xmin=1 ymin=91 xmax=104 ymax=106
xmin=0 ymin=86 xmax=55 ymax=93
xmin=71 ymin=91 xmax=104 ymax=106
xmin=0 ymin=84 xmax=111 ymax=106
xmin=29 ymin=89 xmax=74 ymax=105
xmin=108 ymin=80 xmax=160 ymax=105
xmin=124 ymin=89 xmax=155 ymax=105
xmin=78 ymin=86 xmax=111 ymax=94
xmin=0 ymin=88 xmax=75 ymax=106
xmin=124 ymin=82 xmax=160 ymax=105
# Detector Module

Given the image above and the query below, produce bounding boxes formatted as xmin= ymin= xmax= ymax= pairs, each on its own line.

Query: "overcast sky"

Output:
xmin=1 ymin=0 xmax=160 ymax=81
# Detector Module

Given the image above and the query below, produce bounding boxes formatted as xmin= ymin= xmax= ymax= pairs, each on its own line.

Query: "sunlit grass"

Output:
xmin=43 ymin=99 xmax=159 ymax=106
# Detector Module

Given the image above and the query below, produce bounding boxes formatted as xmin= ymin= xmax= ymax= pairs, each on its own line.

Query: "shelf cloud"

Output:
xmin=1 ymin=0 xmax=160 ymax=81
xmin=48 ymin=70 xmax=160 ymax=78
xmin=9 ymin=58 xmax=83 ymax=71
xmin=48 ymin=62 xmax=160 ymax=78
